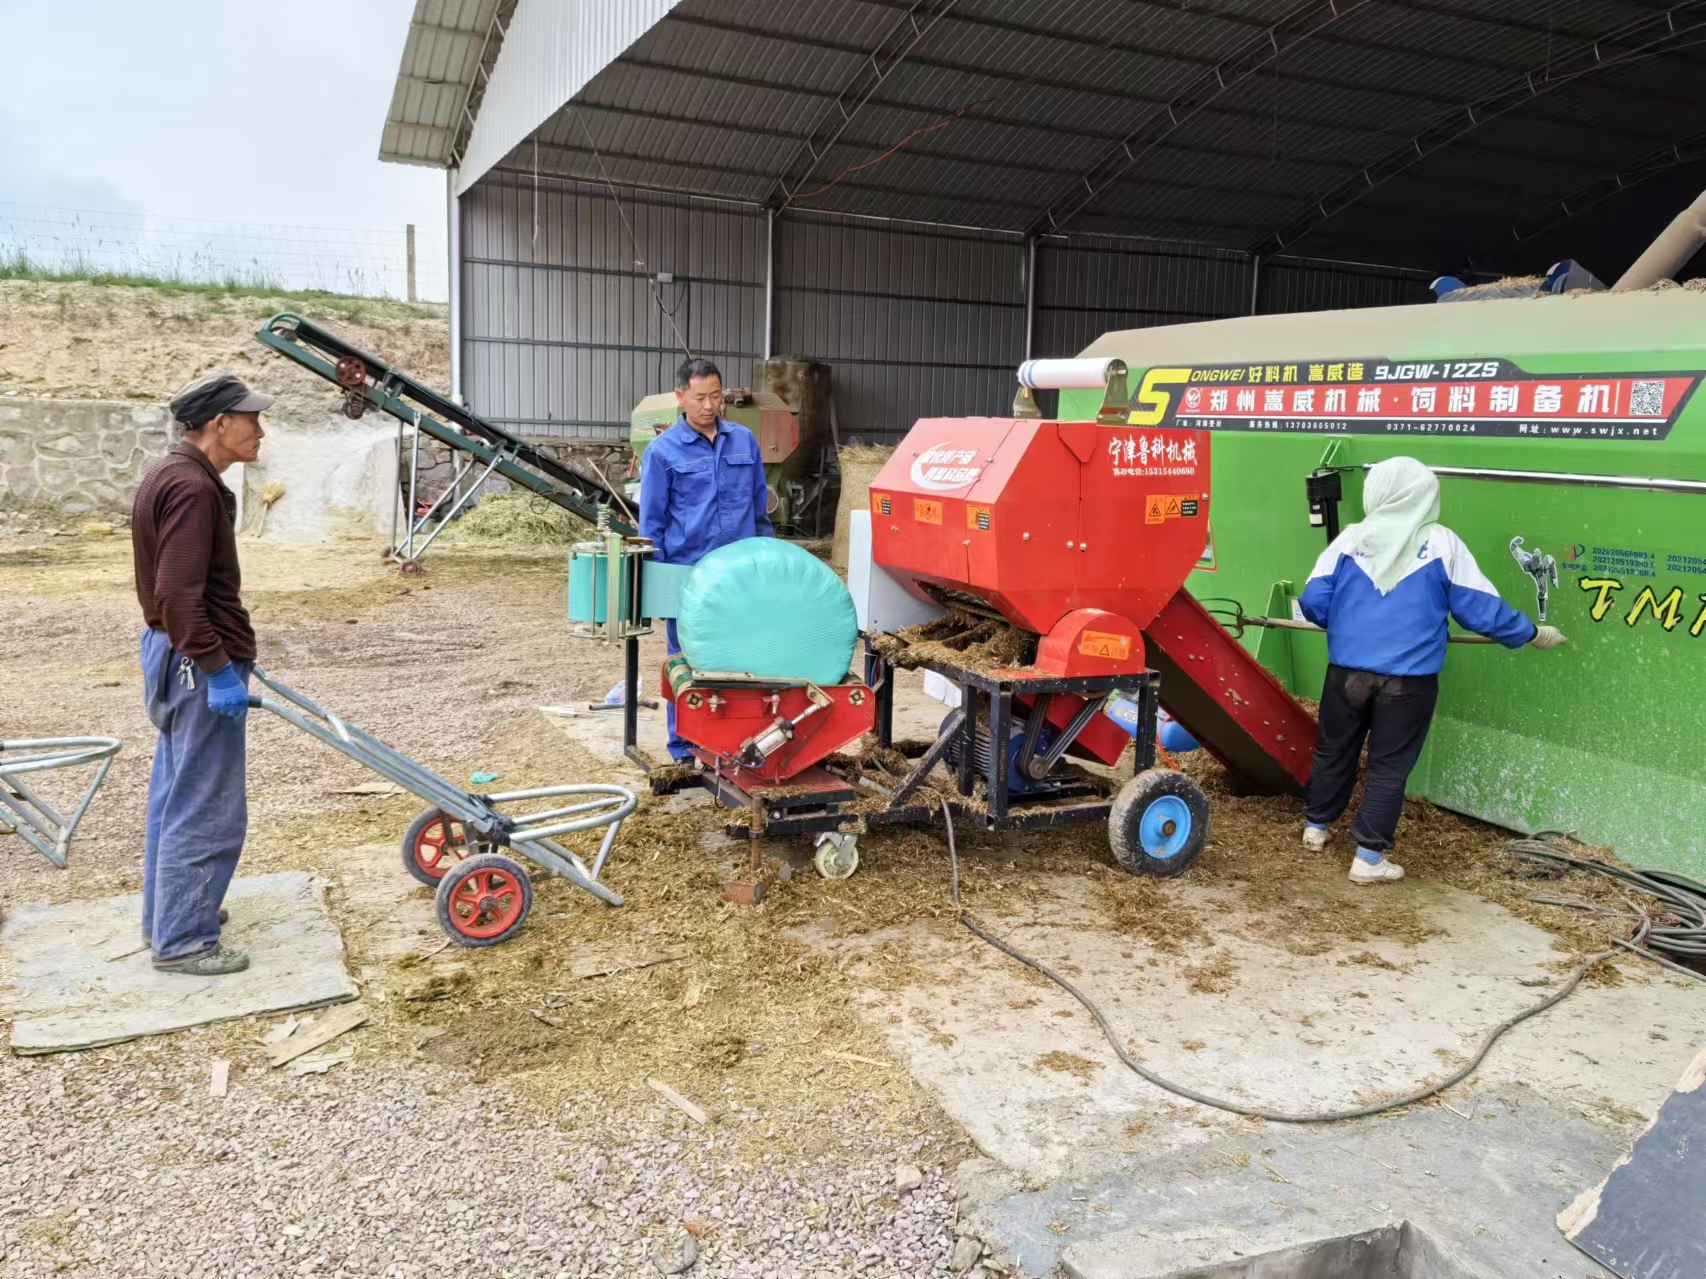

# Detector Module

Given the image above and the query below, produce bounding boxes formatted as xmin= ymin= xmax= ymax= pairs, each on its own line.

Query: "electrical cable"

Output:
xmin=789 ymin=101 xmax=992 ymax=203
xmin=567 ymin=109 xmax=693 ymax=361
xmin=1502 ymin=835 xmax=1706 ymax=974
xmin=932 ymin=801 xmax=1645 ymax=1124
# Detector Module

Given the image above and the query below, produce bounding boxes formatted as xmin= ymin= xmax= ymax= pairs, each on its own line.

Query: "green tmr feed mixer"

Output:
xmin=1060 ymin=286 xmax=1706 ymax=874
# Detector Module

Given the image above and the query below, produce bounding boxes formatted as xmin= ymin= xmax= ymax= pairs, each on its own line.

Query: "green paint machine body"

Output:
xmin=1063 ymin=288 xmax=1706 ymax=872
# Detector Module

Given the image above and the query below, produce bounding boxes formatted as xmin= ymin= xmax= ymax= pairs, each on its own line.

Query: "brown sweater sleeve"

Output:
xmin=153 ymin=483 xmax=231 ymax=672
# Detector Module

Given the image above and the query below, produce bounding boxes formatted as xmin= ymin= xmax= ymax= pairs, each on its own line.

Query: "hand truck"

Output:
xmin=248 ymin=668 xmax=635 ymax=947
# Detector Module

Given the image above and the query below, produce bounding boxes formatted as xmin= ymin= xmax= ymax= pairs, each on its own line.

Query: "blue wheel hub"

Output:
xmin=1138 ymin=794 xmax=1192 ymax=859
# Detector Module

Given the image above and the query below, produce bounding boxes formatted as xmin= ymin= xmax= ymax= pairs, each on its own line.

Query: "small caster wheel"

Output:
xmin=401 ymin=808 xmax=492 ymax=887
xmin=436 ymin=853 xmax=533 ymax=947
xmin=813 ymin=832 xmax=859 ymax=880
xmin=399 ymin=560 xmax=423 ymax=577
xmin=1109 ymin=769 xmax=1209 ymax=878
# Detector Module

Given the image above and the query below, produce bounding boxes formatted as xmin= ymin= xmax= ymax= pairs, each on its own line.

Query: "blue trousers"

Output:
xmin=665 ymin=619 xmax=692 ymax=761
xmin=141 ymin=629 xmax=250 ymax=961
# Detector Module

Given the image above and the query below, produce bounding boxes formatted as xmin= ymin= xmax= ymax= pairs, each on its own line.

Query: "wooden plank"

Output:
xmin=268 ymin=1003 xmax=368 ymax=1068
xmin=646 ymin=1077 xmax=709 ymax=1126
xmin=208 ymin=1058 xmax=230 ymax=1098
xmin=1561 ymin=1046 xmax=1706 ymax=1277
xmin=4 ymin=873 xmax=357 ymax=1053
xmin=569 ymin=947 xmax=687 ymax=980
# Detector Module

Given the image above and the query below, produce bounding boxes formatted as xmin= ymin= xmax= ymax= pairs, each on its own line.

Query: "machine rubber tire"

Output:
xmin=1109 ymin=769 xmax=1209 ymax=878
xmin=435 ymin=853 xmax=533 ymax=947
xmin=401 ymin=809 xmax=493 ymax=887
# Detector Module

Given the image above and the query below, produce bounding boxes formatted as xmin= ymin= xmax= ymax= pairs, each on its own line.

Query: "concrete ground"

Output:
xmin=808 ymin=868 xmax=1704 ymax=1278
xmin=6 ymin=529 xmax=1701 ymax=1278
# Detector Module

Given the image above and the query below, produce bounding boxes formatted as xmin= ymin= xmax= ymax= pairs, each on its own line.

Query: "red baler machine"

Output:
xmin=652 ymin=358 xmax=1316 ymax=880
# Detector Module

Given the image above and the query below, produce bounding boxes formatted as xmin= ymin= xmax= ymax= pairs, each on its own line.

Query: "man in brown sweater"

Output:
xmin=132 ymin=373 xmax=270 ymax=976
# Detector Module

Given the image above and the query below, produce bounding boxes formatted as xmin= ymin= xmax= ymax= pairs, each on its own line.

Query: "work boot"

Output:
xmin=152 ymin=943 xmax=250 ymax=976
xmin=1349 ymin=855 xmax=1405 ymax=885
xmin=141 ymin=907 xmax=228 ymax=947
xmin=1301 ymin=823 xmax=1329 ymax=852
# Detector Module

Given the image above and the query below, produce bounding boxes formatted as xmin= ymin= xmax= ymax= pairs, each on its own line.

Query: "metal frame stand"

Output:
xmin=389 ymin=416 xmax=521 ymax=571
xmin=866 ymin=646 xmax=1155 ymax=834
xmin=640 ymin=637 xmax=1158 ymax=842
xmin=0 ymin=737 xmax=123 ymax=868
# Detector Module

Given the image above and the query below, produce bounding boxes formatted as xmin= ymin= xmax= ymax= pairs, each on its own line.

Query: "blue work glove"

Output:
xmin=205 ymin=663 xmax=249 ymax=720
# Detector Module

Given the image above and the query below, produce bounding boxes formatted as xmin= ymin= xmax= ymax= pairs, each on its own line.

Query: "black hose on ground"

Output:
xmin=931 ymin=804 xmax=1694 ymax=1124
xmin=1502 ymin=836 xmax=1706 ymax=978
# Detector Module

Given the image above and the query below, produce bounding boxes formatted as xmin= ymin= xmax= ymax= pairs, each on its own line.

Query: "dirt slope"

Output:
xmin=0 ymin=279 xmax=449 ymax=412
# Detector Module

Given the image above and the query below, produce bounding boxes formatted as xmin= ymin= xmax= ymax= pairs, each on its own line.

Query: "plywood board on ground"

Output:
xmin=1561 ymin=1047 xmax=1706 ymax=1277
xmin=2 ymin=871 xmax=356 ymax=1053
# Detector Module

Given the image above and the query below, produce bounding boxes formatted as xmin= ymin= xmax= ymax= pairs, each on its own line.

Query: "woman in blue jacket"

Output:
xmin=1297 ymin=457 xmax=1566 ymax=885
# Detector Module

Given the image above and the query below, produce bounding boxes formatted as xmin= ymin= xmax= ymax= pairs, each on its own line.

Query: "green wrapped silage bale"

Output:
xmin=677 ymin=538 xmax=859 ymax=685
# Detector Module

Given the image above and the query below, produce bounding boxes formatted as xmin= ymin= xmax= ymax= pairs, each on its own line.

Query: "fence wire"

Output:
xmin=0 ymin=202 xmax=447 ymax=301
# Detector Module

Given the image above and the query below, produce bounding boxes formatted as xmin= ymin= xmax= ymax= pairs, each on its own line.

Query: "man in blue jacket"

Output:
xmin=639 ymin=358 xmax=774 ymax=761
xmin=1297 ymin=457 xmax=1566 ymax=885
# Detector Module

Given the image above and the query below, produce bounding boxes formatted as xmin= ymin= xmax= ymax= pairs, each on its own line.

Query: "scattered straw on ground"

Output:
xmin=8 ymin=532 xmax=1664 ymax=1161
xmin=1033 ymin=1050 xmax=1099 ymax=1081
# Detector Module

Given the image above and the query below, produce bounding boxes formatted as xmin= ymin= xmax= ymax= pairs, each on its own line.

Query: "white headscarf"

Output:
xmin=1344 ymin=457 xmax=1440 ymax=594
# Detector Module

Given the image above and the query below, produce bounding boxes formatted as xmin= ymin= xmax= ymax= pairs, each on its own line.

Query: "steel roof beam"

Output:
xmin=1023 ymin=0 xmax=1370 ymax=238
xmin=502 ymin=132 xmax=1323 ymax=228
xmin=484 ymin=146 xmax=1280 ymax=240
xmin=615 ymin=53 xmax=1382 ymax=158
xmin=567 ymin=97 xmax=1378 ymax=197
xmin=1250 ymin=2 xmax=1706 ymax=257
xmin=1476 ymin=126 xmax=1706 ymax=261
xmin=610 ymin=53 xmax=1621 ymax=178
xmin=1092 ymin=0 xmax=1706 ymax=111
xmin=671 ymin=6 xmax=1469 ymax=116
xmin=755 ymin=0 xmax=961 ymax=210
xmin=662 ymin=9 xmax=1512 ymax=141
xmin=540 ymin=132 xmax=1334 ymax=214
xmin=446 ymin=1 xmax=517 ymax=171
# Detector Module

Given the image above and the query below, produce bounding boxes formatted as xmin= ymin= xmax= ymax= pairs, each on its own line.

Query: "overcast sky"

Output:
xmin=0 ymin=0 xmax=445 ymax=282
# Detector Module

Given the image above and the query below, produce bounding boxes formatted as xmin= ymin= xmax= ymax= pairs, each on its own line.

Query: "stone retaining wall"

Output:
xmin=404 ymin=437 xmax=631 ymax=504
xmin=0 ymin=398 xmax=172 ymax=514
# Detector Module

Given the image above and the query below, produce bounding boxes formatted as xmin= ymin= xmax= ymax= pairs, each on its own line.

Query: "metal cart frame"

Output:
xmin=639 ymin=638 xmax=1171 ymax=876
xmin=249 ymin=668 xmax=635 ymax=942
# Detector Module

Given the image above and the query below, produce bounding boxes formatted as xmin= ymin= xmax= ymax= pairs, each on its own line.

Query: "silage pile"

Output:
xmin=445 ymin=492 xmax=597 ymax=545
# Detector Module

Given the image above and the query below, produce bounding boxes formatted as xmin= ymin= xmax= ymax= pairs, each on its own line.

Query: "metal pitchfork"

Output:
xmin=1199 ymin=598 xmax=1494 ymax=644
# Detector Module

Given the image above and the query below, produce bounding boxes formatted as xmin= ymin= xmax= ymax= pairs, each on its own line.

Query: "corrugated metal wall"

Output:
xmin=1257 ymin=256 xmax=1434 ymax=314
xmin=1032 ymin=237 xmax=1251 ymax=359
xmin=775 ymin=216 xmax=1024 ymax=441
xmin=460 ymin=177 xmax=764 ymax=438
xmin=458 ymin=175 xmax=1434 ymax=443
xmin=453 ymin=0 xmax=683 ymax=193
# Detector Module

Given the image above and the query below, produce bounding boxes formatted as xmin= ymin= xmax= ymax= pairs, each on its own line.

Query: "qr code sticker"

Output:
xmin=1630 ymin=380 xmax=1665 ymax=416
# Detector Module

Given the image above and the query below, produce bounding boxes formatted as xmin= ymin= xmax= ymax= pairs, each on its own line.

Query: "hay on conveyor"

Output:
xmin=446 ymin=492 xmax=596 ymax=545
xmin=871 ymin=611 xmax=1035 ymax=673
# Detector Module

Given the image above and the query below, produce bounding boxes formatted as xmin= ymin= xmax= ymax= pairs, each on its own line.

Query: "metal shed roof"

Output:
xmin=380 ymin=0 xmax=514 ymax=168
xmin=383 ymin=0 xmax=1706 ymax=276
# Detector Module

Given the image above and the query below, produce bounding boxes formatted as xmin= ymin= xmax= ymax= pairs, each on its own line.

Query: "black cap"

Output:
xmin=169 ymin=373 xmax=274 ymax=429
